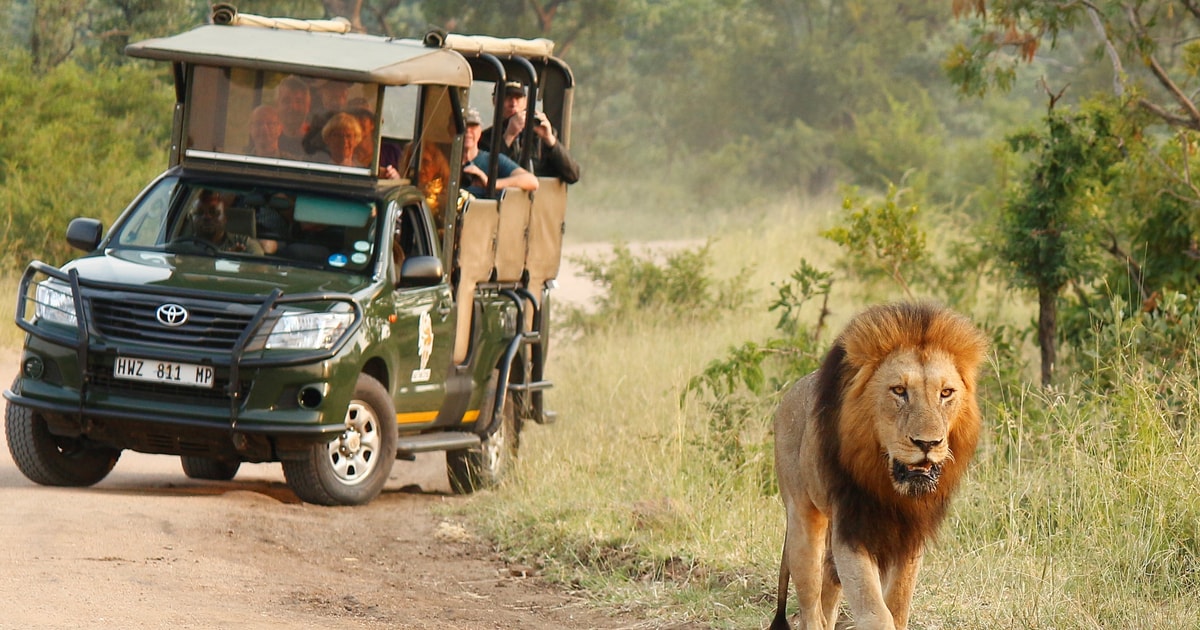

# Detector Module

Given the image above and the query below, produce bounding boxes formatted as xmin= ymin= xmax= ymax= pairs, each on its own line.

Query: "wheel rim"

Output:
xmin=325 ymin=400 xmax=381 ymax=485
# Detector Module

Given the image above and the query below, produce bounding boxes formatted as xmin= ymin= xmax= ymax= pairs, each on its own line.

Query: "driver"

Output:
xmin=189 ymin=190 xmax=264 ymax=255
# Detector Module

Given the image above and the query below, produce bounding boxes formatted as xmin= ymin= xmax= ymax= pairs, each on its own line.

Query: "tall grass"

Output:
xmin=463 ymin=194 xmax=1200 ymax=628
xmin=0 ymin=273 xmax=20 ymax=350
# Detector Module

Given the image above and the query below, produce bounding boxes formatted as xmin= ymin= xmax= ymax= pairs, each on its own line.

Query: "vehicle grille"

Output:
xmin=88 ymin=295 xmax=257 ymax=351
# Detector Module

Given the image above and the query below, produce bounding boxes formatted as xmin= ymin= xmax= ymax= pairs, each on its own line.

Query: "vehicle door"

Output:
xmin=382 ymin=200 xmax=456 ymax=426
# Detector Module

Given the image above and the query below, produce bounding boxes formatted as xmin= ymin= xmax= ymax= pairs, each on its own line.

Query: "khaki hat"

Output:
xmin=464 ymin=107 xmax=483 ymax=126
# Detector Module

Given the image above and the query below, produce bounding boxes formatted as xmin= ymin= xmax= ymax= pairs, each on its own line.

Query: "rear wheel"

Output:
xmin=181 ymin=456 xmax=241 ymax=481
xmin=282 ymin=374 xmax=397 ymax=506
xmin=5 ymin=404 xmax=120 ymax=487
xmin=447 ymin=386 xmax=518 ymax=494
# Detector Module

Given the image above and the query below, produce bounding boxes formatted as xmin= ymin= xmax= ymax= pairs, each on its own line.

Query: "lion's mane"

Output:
xmin=813 ymin=301 xmax=988 ymax=569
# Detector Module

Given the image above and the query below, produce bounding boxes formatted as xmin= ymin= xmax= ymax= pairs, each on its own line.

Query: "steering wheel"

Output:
xmin=167 ymin=236 xmax=219 ymax=255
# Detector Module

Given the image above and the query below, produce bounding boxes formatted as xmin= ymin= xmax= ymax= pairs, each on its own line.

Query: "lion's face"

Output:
xmin=867 ymin=347 xmax=968 ymax=497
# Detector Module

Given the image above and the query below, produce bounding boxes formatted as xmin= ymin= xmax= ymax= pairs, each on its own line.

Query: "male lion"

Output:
xmin=770 ymin=302 xmax=988 ymax=630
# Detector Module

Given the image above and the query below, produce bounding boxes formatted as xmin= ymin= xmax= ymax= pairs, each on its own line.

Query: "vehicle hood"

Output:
xmin=64 ymin=249 xmax=375 ymax=297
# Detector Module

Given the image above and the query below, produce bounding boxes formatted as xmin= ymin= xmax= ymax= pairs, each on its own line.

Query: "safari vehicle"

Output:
xmin=2 ymin=7 xmax=574 ymax=506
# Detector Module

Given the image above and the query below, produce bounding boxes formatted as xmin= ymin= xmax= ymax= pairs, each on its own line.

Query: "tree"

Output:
xmin=948 ymin=1 xmax=1200 ymax=133
xmin=822 ymin=184 xmax=928 ymax=301
xmin=999 ymin=99 xmax=1121 ymax=387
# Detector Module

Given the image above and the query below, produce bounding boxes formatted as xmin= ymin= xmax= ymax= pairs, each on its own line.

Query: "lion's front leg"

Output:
xmin=830 ymin=525 xmax=895 ymax=630
xmin=882 ymin=549 xmax=923 ymax=630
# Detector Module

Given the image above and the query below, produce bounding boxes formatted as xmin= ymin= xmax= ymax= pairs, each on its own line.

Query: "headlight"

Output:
xmin=266 ymin=311 xmax=354 ymax=350
xmin=34 ymin=281 xmax=78 ymax=326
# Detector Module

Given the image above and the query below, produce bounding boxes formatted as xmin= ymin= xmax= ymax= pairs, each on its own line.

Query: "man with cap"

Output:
xmin=463 ymin=107 xmax=539 ymax=198
xmin=480 ymin=80 xmax=580 ymax=184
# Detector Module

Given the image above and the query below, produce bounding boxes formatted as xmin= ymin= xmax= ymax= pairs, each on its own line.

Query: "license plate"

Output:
xmin=113 ymin=356 xmax=215 ymax=389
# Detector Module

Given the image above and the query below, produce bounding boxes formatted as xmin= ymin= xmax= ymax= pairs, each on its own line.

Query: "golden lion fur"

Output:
xmin=770 ymin=302 xmax=988 ymax=630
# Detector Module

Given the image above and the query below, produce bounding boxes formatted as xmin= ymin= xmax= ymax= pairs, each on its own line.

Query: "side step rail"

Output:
xmin=396 ymin=432 xmax=481 ymax=459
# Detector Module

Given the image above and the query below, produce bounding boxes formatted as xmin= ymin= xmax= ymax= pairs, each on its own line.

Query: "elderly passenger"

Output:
xmin=320 ymin=112 xmax=364 ymax=167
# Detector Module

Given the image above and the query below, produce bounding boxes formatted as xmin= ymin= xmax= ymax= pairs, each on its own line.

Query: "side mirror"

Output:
xmin=66 ymin=218 xmax=104 ymax=252
xmin=398 ymin=255 xmax=444 ymax=288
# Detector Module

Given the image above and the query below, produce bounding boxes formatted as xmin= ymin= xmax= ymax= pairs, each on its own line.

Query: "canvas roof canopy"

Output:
xmin=126 ymin=24 xmax=473 ymax=88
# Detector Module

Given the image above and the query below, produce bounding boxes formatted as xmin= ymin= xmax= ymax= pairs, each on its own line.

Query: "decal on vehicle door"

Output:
xmin=411 ymin=311 xmax=434 ymax=383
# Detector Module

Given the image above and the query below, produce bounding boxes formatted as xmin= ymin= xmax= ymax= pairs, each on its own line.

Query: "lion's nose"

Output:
xmin=910 ymin=437 xmax=942 ymax=453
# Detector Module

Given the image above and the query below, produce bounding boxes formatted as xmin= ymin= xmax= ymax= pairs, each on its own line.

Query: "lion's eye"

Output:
xmin=890 ymin=386 xmax=907 ymax=398
xmin=940 ymin=388 xmax=955 ymax=399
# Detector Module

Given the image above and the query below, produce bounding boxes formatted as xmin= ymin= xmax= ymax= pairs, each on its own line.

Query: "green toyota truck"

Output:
xmin=3 ymin=8 xmax=574 ymax=506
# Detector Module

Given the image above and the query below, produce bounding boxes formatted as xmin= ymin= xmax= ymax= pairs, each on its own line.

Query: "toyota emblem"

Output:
xmin=156 ymin=303 xmax=189 ymax=327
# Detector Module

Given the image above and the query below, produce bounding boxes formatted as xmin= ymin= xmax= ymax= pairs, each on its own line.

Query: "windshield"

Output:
xmin=186 ymin=66 xmax=381 ymax=175
xmin=111 ymin=177 xmax=380 ymax=273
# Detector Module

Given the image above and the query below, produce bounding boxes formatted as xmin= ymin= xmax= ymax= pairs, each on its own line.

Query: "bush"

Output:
xmin=0 ymin=54 xmax=172 ymax=273
xmin=560 ymin=241 xmax=752 ymax=334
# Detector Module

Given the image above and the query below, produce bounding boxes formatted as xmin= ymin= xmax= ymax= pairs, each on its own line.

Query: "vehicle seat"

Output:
xmin=225 ymin=206 xmax=257 ymax=238
xmin=525 ymin=177 xmax=568 ymax=296
xmin=494 ymin=188 xmax=533 ymax=284
xmin=453 ymin=198 xmax=499 ymax=364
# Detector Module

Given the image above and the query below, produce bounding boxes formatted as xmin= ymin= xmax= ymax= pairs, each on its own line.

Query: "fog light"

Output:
xmin=297 ymin=386 xmax=324 ymax=409
xmin=23 ymin=357 xmax=44 ymax=380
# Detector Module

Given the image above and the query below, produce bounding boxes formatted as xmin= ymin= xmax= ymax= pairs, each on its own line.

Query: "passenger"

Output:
xmin=348 ymin=107 xmax=376 ymax=167
xmin=462 ymin=107 xmax=538 ymax=198
xmin=244 ymin=105 xmax=295 ymax=159
xmin=256 ymin=192 xmax=294 ymax=255
xmin=320 ymin=113 xmax=364 ymax=167
xmin=314 ymin=80 xmax=351 ymax=116
xmin=189 ymin=190 xmax=264 ymax=255
xmin=395 ymin=141 xmax=451 ymax=228
xmin=301 ymin=80 xmax=354 ymax=156
xmin=275 ymin=76 xmax=312 ymax=156
xmin=480 ymin=81 xmax=580 ymax=183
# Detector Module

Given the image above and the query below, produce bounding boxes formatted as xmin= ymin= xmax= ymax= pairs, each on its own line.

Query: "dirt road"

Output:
xmin=0 ymin=250 xmax=668 ymax=630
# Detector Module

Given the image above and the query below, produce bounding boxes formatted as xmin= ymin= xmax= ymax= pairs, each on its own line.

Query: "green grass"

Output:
xmin=459 ymin=195 xmax=1200 ymax=628
xmin=0 ymin=273 xmax=20 ymax=350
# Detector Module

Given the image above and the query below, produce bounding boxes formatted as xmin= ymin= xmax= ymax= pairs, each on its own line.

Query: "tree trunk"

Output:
xmin=31 ymin=0 xmax=85 ymax=72
xmin=1037 ymin=285 xmax=1057 ymax=388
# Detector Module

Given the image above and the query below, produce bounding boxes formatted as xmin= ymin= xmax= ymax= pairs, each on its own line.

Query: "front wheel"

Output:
xmin=447 ymin=388 xmax=518 ymax=494
xmin=282 ymin=374 xmax=397 ymax=506
xmin=5 ymin=403 xmax=120 ymax=487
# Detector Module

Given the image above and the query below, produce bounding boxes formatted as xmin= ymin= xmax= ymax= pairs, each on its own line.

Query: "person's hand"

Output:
xmin=530 ymin=111 xmax=556 ymax=146
xmin=463 ymin=163 xmax=487 ymax=188
xmin=504 ymin=113 xmax=525 ymax=143
xmin=379 ymin=165 xmax=400 ymax=180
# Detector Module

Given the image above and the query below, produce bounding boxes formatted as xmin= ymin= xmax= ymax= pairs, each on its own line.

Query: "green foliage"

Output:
xmin=680 ymin=261 xmax=831 ymax=497
xmin=0 ymin=53 xmax=172 ymax=272
xmin=822 ymin=183 xmax=928 ymax=299
xmin=560 ymin=242 xmax=752 ymax=333
xmin=999 ymin=103 xmax=1120 ymax=295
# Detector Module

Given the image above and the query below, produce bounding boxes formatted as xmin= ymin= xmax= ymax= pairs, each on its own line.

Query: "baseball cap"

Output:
xmin=503 ymin=80 xmax=526 ymax=95
xmin=464 ymin=107 xmax=483 ymax=126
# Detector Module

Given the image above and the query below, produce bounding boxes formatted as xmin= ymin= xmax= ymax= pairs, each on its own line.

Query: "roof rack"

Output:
xmin=210 ymin=3 xmax=352 ymax=33
xmin=424 ymin=30 xmax=555 ymax=59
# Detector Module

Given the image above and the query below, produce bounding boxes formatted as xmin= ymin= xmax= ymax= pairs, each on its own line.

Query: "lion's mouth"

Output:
xmin=890 ymin=458 xmax=942 ymax=496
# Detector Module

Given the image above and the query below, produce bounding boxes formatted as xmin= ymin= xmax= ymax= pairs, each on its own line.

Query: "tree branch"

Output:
xmin=1082 ymin=1 xmax=1125 ymax=96
xmin=1181 ymin=0 xmax=1200 ymax=20
xmin=1125 ymin=4 xmax=1200 ymax=128
xmin=1137 ymin=98 xmax=1200 ymax=131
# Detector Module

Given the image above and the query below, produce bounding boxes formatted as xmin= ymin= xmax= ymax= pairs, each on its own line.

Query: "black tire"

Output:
xmin=447 ymin=388 xmax=518 ymax=494
xmin=5 ymin=404 xmax=120 ymax=487
xmin=282 ymin=374 xmax=397 ymax=506
xmin=180 ymin=456 xmax=241 ymax=481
